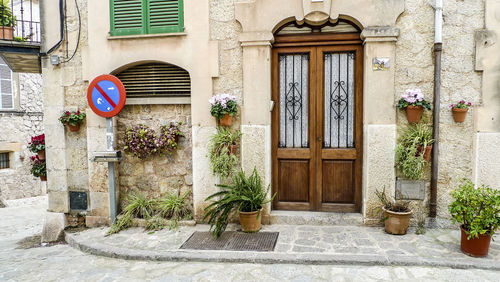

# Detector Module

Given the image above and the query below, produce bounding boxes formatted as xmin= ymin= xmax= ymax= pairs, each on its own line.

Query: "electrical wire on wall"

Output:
xmin=60 ymin=0 xmax=81 ymax=63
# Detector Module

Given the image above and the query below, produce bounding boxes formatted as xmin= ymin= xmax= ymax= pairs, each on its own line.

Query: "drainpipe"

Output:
xmin=430 ymin=0 xmax=443 ymax=218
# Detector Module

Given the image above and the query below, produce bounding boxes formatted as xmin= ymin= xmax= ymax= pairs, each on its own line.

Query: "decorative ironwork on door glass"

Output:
xmin=279 ymin=53 xmax=309 ymax=148
xmin=323 ymin=52 xmax=355 ymax=148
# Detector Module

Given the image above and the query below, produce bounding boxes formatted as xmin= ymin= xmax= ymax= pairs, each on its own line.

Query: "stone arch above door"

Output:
xmin=235 ymin=0 xmax=405 ymax=35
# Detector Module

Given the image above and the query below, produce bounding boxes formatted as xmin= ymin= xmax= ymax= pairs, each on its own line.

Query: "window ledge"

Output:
xmin=108 ymin=32 xmax=187 ymax=40
xmin=126 ymin=97 xmax=190 ymax=105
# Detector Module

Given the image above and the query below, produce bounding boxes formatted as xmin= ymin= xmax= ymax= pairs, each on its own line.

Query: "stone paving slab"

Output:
xmin=65 ymin=223 xmax=500 ymax=271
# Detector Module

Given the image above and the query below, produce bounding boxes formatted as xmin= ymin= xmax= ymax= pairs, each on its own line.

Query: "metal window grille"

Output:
xmin=0 ymin=0 xmax=41 ymax=43
xmin=0 ymin=56 xmax=13 ymax=109
xmin=0 ymin=152 xmax=10 ymax=169
xmin=115 ymin=62 xmax=191 ymax=98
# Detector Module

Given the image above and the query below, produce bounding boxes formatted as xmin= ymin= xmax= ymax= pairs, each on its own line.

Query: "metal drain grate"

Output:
xmin=180 ymin=231 xmax=279 ymax=252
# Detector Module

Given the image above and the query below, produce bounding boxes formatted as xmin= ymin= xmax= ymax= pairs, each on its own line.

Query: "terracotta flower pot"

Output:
xmin=239 ymin=209 xmax=262 ymax=233
xmin=416 ymin=145 xmax=433 ymax=162
xmin=460 ymin=225 xmax=492 ymax=257
xmin=37 ymin=149 xmax=46 ymax=160
xmin=452 ymin=108 xmax=468 ymax=123
xmin=219 ymin=114 xmax=233 ymax=127
xmin=40 ymin=175 xmax=47 ymax=182
xmin=228 ymin=143 xmax=238 ymax=155
xmin=382 ymin=207 xmax=413 ymax=235
xmin=405 ymin=105 xmax=424 ymax=123
xmin=67 ymin=123 xmax=80 ymax=132
xmin=0 ymin=27 xmax=14 ymax=40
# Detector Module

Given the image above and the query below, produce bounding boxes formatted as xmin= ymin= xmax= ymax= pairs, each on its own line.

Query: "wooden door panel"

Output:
xmin=278 ymin=160 xmax=310 ymax=203
xmin=322 ymin=160 xmax=354 ymax=203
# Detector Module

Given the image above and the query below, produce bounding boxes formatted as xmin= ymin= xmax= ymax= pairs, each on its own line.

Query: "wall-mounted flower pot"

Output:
xmin=40 ymin=175 xmax=47 ymax=182
xmin=37 ymin=149 xmax=46 ymax=160
xmin=239 ymin=209 xmax=262 ymax=233
xmin=67 ymin=123 xmax=80 ymax=132
xmin=417 ymin=145 xmax=433 ymax=162
xmin=219 ymin=114 xmax=233 ymax=127
xmin=382 ymin=207 xmax=413 ymax=235
xmin=0 ymin=27 xmax=14 ymax=40
xmin=228 ymin=143 xmax=238 ymax=155
xmin=460 ymin=225 xmax=491 ymax=257
xmin=405 ymin=105 xmax=423 ymax=123
xmin=452 ymin=108 xmax=468 ymax=123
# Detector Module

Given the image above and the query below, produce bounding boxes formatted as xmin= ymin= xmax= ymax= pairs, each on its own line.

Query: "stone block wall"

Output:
xmin=115 ymin=105 xmax=193 ymax=210
xmin=0 ymin=73 xmax=44 ymax=200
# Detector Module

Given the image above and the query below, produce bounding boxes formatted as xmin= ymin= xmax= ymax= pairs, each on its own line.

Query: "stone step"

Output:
xmin=269 ymin=210 xmax=364 ymax=226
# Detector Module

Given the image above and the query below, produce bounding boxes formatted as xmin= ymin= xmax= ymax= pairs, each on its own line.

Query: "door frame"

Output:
xmin=271 ymin=32 xmax=364 ymax=212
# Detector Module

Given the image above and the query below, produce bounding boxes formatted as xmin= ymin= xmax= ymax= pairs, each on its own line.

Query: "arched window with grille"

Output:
xmin=114 ymin=62 xmax=191 ymax=104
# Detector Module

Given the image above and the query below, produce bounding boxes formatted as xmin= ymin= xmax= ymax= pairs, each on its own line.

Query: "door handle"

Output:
xmin=317 ymin=137 xmax=322 ymax=141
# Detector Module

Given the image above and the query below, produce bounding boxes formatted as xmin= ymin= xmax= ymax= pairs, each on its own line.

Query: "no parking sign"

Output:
xmin=87 ymin=74 xmax=126 ymax=118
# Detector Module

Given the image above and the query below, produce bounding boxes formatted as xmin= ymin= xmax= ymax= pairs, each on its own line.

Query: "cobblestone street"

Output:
xmin=0 ymin=197 xmax=499 ymax=281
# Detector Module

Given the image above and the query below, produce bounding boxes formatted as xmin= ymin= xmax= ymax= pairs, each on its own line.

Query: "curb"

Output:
xmin=65 ymin=232 xmax=500 ymax=271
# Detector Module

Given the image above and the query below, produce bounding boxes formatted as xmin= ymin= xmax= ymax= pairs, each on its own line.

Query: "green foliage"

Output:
xmin=449 ymin=179 xmax=500 ymax=239
xmin=395 ymin=124 xmax=433 ymax=180
xmin=209 ymin=94 xmax=238 ymax=119
xmin=59 ymin=110 xmax=86 ymax=126
xmin=203 ymin=168 xmax=275 ymax=238
xmin=0 ymin=1 xmax=16 ymax=28
xmin=29 ymin=156 xmax=46 ymax=177
xmin=107 ymin=191 xmax=192 ymax=236
xmin=208 ymin=127 xmax=241 ymax=179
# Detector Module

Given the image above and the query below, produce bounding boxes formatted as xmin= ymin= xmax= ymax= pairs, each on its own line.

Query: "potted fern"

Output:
xmin=203 ymin=168 xmax=275 ymax=238
xmin=449 ymin=179 xmax=500 ymax=257
xmin=208 ymin=127 xmax=242 ymax=179
xmin=395 ymin=123 xmax=434 ymax=180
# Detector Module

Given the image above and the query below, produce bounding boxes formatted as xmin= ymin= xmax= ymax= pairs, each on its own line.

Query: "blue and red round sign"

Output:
xmin=87 ymin=75 xmax=126 ymax=118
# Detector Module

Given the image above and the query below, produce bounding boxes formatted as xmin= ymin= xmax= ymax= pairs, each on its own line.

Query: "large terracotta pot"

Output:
xmin=0 ymin=27 xmax=14 ymax=40
xmin=219 ymin=114 xmax=233 ymax=127
xmin=417 ymin=145 xmax=433 ymax=162
xmin=383 ymin=207 xmax=413 ymax=235
xmin=239 ymin=209 xmax=262 ymax=233
xmin=67 ymin=123 xmax=80 ymax=132
xmin=40 ymin=175 xmax=47 ymax=182
xmin=37 ymin=149 xmax=46 ymax=160
xmin=460 ymin=225 xmax=492 ymax=257
xmin=452 ymin=108 xmax=468 ymax=123
xmin=405 ymin=105 xmax=424 ymax=123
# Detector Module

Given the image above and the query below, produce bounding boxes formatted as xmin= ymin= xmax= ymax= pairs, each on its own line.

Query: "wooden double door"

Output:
xmin=272 ymin=42 xmax=363 ymax=212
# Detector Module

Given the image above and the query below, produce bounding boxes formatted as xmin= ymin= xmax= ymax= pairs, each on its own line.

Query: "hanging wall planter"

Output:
xmin=37 ymin=149 xmax=46 ymax=160
xmin=397 ymin=89 xmax=432 ymax=124
xmin=59 ymin=110 xmax=86 ymax=132
xmin=210 ymin=94 xmax=238 ymax=127
xmin=67 ymin=123 xmax=80 ymax=132
xmin=416 ymin=144 xmax=433 ymax=162
xmin=40 ymin=175 xmax=47 ymax=182
xmin=28 ymin=134 xmax=45 ymax=160
xmin=450 ymin=100 xmax=471 ymax=123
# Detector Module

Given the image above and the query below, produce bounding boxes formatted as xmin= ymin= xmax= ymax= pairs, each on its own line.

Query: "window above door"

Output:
xmin=109 ymin=0 xmax=184 ymax=37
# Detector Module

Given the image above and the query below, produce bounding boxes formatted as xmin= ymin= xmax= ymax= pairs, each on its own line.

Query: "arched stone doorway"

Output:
xmin=271 ymin=19 xmax=363 ymax=212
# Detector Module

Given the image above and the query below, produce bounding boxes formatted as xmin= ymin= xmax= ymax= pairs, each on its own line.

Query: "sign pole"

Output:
xmin=106 ymin=117 xmax=117 ymax=224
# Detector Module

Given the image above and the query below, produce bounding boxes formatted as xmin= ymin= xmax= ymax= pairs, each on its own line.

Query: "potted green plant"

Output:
xmin=0 ymin=1 xmax=16 ymax=40
xmin=203 ymin=168 xmax=275 ymax=238
xmin=209 ymin=94 xmax=238 ymax=127
xmin=30 ymin=155 xmax=46 ymax=181
xmin=208 ymin=127 xmax=242 ymax=179
xmin=397 ymin=89 xmax=432 ymax=123
xmin=375 ymin=188 xmax=412 ymax=235
xmin=450 ymin=100 xmax=472 ymax=123
xmin=59 ymin=110 xmax=86 ymax=132
xmin=28 ymin=134 xmax=46 ymax=160
xmin=395 ymin=123 xmax=434 ymax=180
xmin=449 ymin=179 xmax=500 ymax=257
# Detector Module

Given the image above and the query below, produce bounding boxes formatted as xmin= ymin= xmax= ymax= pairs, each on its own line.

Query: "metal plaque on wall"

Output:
xmin=396 ymin=179 xmax=426 ymax=200
xmin=69 ymin=191 xmax=88 ymax=211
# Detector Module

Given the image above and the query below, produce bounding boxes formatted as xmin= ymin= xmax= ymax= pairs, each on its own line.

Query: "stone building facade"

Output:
xmin=39 ymin=0 xmax=500 ymax=240
xmin=0 ymin=70 xmax=45 ymax=200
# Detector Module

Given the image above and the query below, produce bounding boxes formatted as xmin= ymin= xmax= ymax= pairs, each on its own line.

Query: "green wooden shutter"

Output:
xmin=147 ymin=0 xmax=184 ymax=34
xmin=110 ymin=0 xmax=146 ymax=36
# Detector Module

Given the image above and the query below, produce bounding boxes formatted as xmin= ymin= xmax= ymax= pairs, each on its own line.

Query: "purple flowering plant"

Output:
xmin=209 ymin=94 xmax=238 ymax=119
xmin=450 ymin=100 xmax=472 ymax=110
xmin=397 ymin=89 xmax=432 ymax=111
xmin=123 ymin=123 xmax=183 ymax=159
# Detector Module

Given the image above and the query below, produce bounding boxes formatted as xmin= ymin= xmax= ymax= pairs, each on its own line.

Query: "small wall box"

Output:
xmin=91 ymin=151 xmax=123 ymax=163
xmin=396 ymin=178 xmax=425 ymax=200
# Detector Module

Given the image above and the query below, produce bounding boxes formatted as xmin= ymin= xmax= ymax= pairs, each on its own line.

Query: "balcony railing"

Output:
xmin=0 ymin=0 xmax=41 ymax=44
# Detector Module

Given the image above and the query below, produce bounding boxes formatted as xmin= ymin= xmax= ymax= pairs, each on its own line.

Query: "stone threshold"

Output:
xmin=269 ymin=211 xmax=364 ymax=225
xmin=65 ymin=231 xmax=500 ymax=271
